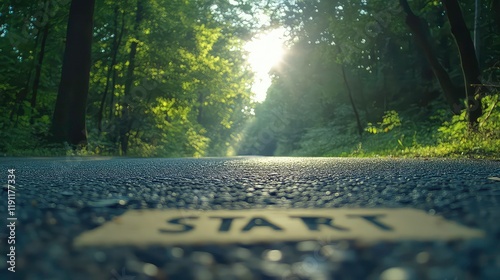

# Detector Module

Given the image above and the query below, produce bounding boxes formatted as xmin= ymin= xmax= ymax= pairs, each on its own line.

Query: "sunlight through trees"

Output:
xmin=0 ymin=0 xmax=498 ymax=158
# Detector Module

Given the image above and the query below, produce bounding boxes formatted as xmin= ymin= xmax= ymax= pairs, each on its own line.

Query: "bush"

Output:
xmin=365 ymin=110 xmax=402 ymax=134
xmin=429 ymin=93 xmax=500 ymax=158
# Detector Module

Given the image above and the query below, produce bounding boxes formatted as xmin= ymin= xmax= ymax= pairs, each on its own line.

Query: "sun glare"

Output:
xmin=245 ymin=28 xmax=287 ymax=103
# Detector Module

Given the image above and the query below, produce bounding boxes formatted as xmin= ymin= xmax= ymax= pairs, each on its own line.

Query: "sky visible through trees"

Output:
xmin=245 ymin=27 xmax=287 ymax=103
xmin=0 ymin=0 xmax=499 ymax=158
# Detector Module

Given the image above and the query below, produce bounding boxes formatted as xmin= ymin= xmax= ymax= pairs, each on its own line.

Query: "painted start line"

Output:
xmin=74 ymin=208 xmax=483 ymax=247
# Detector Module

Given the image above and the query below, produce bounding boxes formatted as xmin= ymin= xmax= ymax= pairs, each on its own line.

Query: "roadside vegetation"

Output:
xmin=235 ymin=92 xmax=499 ymax=159
xmin=292 ymin=93 xmax=500 ymax=159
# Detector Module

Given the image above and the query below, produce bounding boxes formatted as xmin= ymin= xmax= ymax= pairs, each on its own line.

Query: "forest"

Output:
xmin=1 ymin=0 xmax=499 ymax=158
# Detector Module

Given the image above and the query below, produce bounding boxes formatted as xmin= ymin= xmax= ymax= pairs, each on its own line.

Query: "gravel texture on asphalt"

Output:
xmin=0 ymin=157 xmax=499 ymax=280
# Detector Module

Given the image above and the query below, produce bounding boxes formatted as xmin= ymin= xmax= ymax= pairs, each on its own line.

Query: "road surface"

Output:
xmin=0 ymin=157 xmax=499 ymax=279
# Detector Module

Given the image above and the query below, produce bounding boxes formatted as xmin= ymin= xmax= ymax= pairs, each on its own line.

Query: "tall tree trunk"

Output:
xmin=119 ymin=0 xmax=144 ymax=155
xmin=442 ymin=0 xmax=483 ymax=128
xmin=106 ymin=10 xmax=126 ymax=150
xmin=337 ymin=46 xmax=363 ymax=137
xmin=108 ymin=10 xmax=125 ymax=121
xmin=399 ymin=0 xmax=462 ymax=114
xmin=98 ymin=5 xmax=124 ymax=133
xmin=341 ymin=64 xmax=363 ymax=138
xmin=49 ymin=0 xmax=95 ymax=146
xmin=474 ymin=0 xmax=481 ymax=63
xmin=30 ymin=23 xmax=50 ymax=120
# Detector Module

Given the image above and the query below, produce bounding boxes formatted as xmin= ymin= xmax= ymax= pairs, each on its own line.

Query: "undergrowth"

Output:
xmin=293 ymin=93 xmax=500 ymax=159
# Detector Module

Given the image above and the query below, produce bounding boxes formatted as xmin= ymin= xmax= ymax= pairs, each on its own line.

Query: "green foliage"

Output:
xmin=288 ymin=94 xmax=500 ymax=159
xmin=365 ymin=110 xmax=402 ymax=134
xmin=1 ymin=0 xmax=498 ymax=160
xmin=427 ymin=93 xmax=500 ymax=158
xmin=0 ymin=113 xmax=56 ymax=155
xmin=293 ymin=125 xmax=355 ymax=157
xmin=1 ymin=0 xmax=254 ymax=157
xmin=238 ymin=0 xmax=498 ymax=160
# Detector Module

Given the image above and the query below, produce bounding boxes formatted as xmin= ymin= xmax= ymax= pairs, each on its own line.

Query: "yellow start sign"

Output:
xmin=74 ymin=208 xmax=483 ymax=247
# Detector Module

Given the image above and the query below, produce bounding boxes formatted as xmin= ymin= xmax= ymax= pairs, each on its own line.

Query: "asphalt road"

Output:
xmin=0 ymin=157 xmax=499 ymax=280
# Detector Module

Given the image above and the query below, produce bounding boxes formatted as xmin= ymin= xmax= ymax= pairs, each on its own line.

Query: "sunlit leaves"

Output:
xmin=1 ymin=0 xmax=254 ymax=156
xmin=92 ymin=0 xmax=253 ymax=156
xmin=366 ymin=111 xmax=402 ymax=134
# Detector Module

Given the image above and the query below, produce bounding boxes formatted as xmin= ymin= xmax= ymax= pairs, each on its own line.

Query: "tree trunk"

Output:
xmin=474 ymin=0 xmax=481 ymax=63
xmin=31 ymin=23 xmax=50 ymax=114
xmin=98 ymin=5 xmax=124 ymax=133
xmin=106 ymin=10 xmax=126 ymax=149
xmin=109 ymin=11 xmax=125 ymax=121
xmin=337 ymin=46 xmax=363 ymax=138
xmin=342 ymin=64 xmax=363 ymax=138
xmin=9 ymin=88 xmax=28 ymax=123
xmin=442 ymin=0 xmax=483 ymax=128
xmin=119 ymin=0 xmax=144 ymax=155
xmin=49 ymin=0 xmax=95 ymax=146
xmin=399 ymin=0 xmax=462 ymax=114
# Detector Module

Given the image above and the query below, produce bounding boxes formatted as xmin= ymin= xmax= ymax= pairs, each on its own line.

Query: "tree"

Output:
xmin=49 ymin=0 xmax=95 ymax=146
xmin=30 ymin=22 xmax=50 ymax=117
xmin=337 ymin=45 xmax=363 ymax=138
xmin=399 ymin=0 xmax=462 ymax=114
xmin=84 ymin=0 xmax=254 ymax=156
xmin=400 ymin=0 xmax=485 ymax=127
xmin=97 ymin=4 xmax=125 ymax=134
xmin=118 ymin=0 xmax=144 ymax=155
xmin=442 ymin=0 xmax=484 ymax=127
